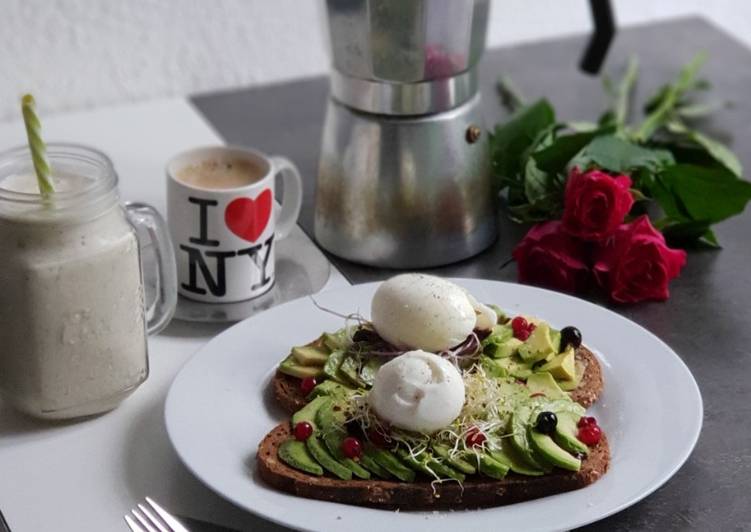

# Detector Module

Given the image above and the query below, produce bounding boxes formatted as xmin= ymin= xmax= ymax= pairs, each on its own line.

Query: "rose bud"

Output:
xmin=593 ymin=216 xmax=687 ymax=303
xmin=513 ymin=221 xmax=590 ymax=294
xmin=562 ymin=167 xmax=634 ymax=241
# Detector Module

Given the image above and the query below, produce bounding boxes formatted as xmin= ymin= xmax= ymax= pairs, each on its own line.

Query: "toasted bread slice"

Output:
xmin=272 ymin=345 xmax=604 ymax=413
xmin=568 ymin=346 xmax=604 ymax=407
xmin=257 ymin=422 xmax=609 ymax=510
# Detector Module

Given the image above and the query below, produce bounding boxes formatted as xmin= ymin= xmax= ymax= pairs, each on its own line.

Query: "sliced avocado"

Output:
xmin=430 ymin=459 xmax=466 ymax=482
xmin=543 ymin=398 xmax=586 ymax=418
xmin=528 ymin=427 xmax=581 ymax=472
xmin=509 ymin=406 xmax=550 ymax=472
xmin=289 ymin=395 xmax=349 ymax=480
xmin=491 ymin=337 xmax=524 ymax=359
xmin=496 ymin=438 xmax=545 ymax=476
xmin=553 ymin=411 xmax=589 ymax=455
xmin=488 ymin=448 xmax=544 ymax=477
xmin=306 ymin=435 xmax=353 ymax=480
xmin=538 ymin=346 xmax=576 ymax=381
xmin=278 ymin=440 xmax=323 ymax=476
xmin=396 ymin=449 xmax=466 ymax=482
xmin=291 ymin=396 xmax=330 ymax=428
xmin=485 ymin=323 xmax=513 ymax=343
xmin=557 ymin=378 xmax=578 ymax=392
xmin=432 ymin=443 xmax=477 ymax=475
xmin=322 ymin=330 xmax=350 ymax=351
xmin=360 ymin=451 xmax=392 ymax=479
xmin=340 ymin=456 xmax=370 ymax=478
xmin=518 ymin=323 xmax=558 ymax=363
xmin=359 ymin=357 xmax=382 ymax=387
xmin=473 ymin=452 xmax=510 ymax=479
xmin=480 ymin=356 xmax=508 ymax=378
xmin=291 ymin=345 xmax=330 ymax=366
xmin=482 ymin=325 xmax=516 ymax=358
xmin=279 ymin=355 xmax=324 ymax=379
xmin=316 ymin=401 xmax=370 ymax=479
xmin=368 ymin=446 xmax=416 ymax=482
xmin=551 ymin=329 xmax=562 ymax=353
xmin=307 ymin=380 xmax=354 ymax=400
xmin=526 ymin=372 xmax=568 ymax=400
xmin=496 ymin=356 xmax=534 ymax=379
xmin=557 ymin=359 xmax=586 ymax=391
xmin=339 ymin=355 xmax=367 ymax=388
xmin=323 ymin=349 xmax=346 ymax=383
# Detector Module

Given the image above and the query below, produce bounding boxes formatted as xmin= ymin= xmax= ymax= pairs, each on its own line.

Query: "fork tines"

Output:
xmin=124 ymin=497 xmax=189 ymax=532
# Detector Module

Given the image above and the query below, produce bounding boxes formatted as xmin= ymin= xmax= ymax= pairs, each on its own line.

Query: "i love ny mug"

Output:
xmin=167 ymin=146 xmax=303 ymax=303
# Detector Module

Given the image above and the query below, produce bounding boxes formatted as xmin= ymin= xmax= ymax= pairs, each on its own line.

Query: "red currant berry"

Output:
xmin=294 ymin=421 xmax=313 ymax=441
xmin=577 ymin=416 xmax=597 ymax=428
xmin=527 ymin=322 xmax=537 ymax=333
xmin=342 ymin=436 xmax=363 ymax=459
xmin=465 ymin=427 xmax=486 ymax=447
xmin=518 ymin=328 xmax=533 ymax=341
xmin=578 ymin=424 xmax=602 ymax=446
xmin=300 ymin=376 xmax=317 ymax=395
xmin=511 ymin=317 xmax=529 ymax=339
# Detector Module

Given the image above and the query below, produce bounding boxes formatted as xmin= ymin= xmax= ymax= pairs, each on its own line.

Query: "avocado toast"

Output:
xmin=257 ymin=275 xmax=609 ymax=509
xmin=258 ymin=422 xmax=609 ymax=509
xmin=272 ymin=343 xmax=603 ymax=415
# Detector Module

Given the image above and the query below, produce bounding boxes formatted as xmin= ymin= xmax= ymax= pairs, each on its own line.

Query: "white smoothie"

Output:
xmin=0 ymin=172 xmax=148 ymax=419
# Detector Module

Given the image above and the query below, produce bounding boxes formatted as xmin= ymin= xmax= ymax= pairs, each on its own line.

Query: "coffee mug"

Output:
xmin=167 ymin=146 xmax=303 ymax=303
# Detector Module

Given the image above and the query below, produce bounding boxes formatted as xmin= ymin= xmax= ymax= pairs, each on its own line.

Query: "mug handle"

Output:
xmin=125 ymin=202 xmax=178 ymax=335
xmin=270 ymin=156 xmax=303 ymax=240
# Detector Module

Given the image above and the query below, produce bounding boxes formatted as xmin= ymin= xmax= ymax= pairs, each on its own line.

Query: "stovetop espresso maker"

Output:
xmin=315 ymin=0 xmax=614 ymax=268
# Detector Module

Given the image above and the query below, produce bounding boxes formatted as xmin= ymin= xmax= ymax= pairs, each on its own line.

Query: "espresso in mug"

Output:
xmin=175 ymin=159 xmax=265 ymax=190
xmin=167 ymin=146 xmax=303 ymax=303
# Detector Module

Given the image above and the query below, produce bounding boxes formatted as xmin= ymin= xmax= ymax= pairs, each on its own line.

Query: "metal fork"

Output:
xmin=124 ymin=497 xmax=190 ymax=532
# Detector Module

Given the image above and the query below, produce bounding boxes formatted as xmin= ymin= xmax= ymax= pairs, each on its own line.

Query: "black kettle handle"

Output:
xmin=580 ymin=0 xmax=616 ymax=74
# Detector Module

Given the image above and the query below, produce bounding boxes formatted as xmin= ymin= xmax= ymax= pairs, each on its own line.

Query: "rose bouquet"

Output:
xmin=491 ymin=55 xmax=751 ymax=303
xmin=513 ymin=168 xmax=687 ymax=302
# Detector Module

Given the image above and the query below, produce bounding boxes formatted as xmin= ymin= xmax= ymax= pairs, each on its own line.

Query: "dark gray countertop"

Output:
xmin=192 ymin=16 xmax=751 ymax=531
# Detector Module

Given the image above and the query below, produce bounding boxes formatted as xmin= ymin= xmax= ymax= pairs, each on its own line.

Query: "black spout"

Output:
xmin=580 ymin=0 xmax=616 ymax=75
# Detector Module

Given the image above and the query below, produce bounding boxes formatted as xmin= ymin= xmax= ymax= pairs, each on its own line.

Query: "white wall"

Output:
xmin=1 ymin=0 xmax=750 ymax=121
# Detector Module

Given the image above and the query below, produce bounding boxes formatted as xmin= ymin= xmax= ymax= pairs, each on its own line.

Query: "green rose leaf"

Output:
xmin=660 ymin=220 xmax=719 ymax=248
xmin=569 ymin=135 xmax=675 ymax=174
xmin=665 ymin=120 xmax=742 ymax=176
xmin=532 ymin=128 xmax=611 ymax=174
xmin=657 ymin=164 xmax=751 ymax=224
xmin=490 ymin=99 xmax=556 ymax=188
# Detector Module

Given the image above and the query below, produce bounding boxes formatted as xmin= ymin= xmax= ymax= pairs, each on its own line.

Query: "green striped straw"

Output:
xmin=20 ymin=94 xmax=55 ymax=197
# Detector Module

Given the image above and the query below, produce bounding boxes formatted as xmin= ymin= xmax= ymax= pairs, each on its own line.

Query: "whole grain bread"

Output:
xmin=272 ymin=345 xmax=604 ymax=413
xmin=568 ymin=346 xmax=604 ymax=408
xmin=257 ymin=422 xmax=610 ymax=510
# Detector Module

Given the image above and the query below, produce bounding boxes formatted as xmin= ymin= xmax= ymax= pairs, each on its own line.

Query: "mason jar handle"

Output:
xmin=270 ymin=155 xmax=303 ymax=240
xmin=125 ymin=202 xmax=177 ymax=335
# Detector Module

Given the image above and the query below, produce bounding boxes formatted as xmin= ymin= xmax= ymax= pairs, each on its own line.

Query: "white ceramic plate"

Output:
xmin=165 ymin=279 xmax=703 ymax=532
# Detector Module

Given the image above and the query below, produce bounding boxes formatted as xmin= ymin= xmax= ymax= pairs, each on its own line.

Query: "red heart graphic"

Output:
xmin=224 ymin=189 xmax=272 ymax=242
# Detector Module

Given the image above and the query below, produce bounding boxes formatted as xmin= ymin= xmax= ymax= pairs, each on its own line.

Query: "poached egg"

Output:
xmin=368 ymin=350 xmax=465 ymax=433
xmin=370 ymin=273 xmax=496 ymax=352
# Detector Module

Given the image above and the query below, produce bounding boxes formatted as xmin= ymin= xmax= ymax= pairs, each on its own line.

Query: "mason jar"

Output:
xmin=0 ymin=143 xmax=176 ymax=420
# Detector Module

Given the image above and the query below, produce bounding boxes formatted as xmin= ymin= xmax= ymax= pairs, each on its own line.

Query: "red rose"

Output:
xmin=562 ymin=167 xmax=634 ymax=241
xmin=513 ymin=221 xmax=590 ymax=293
xmin=594 ymin=216 xmax=687 ymax=303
